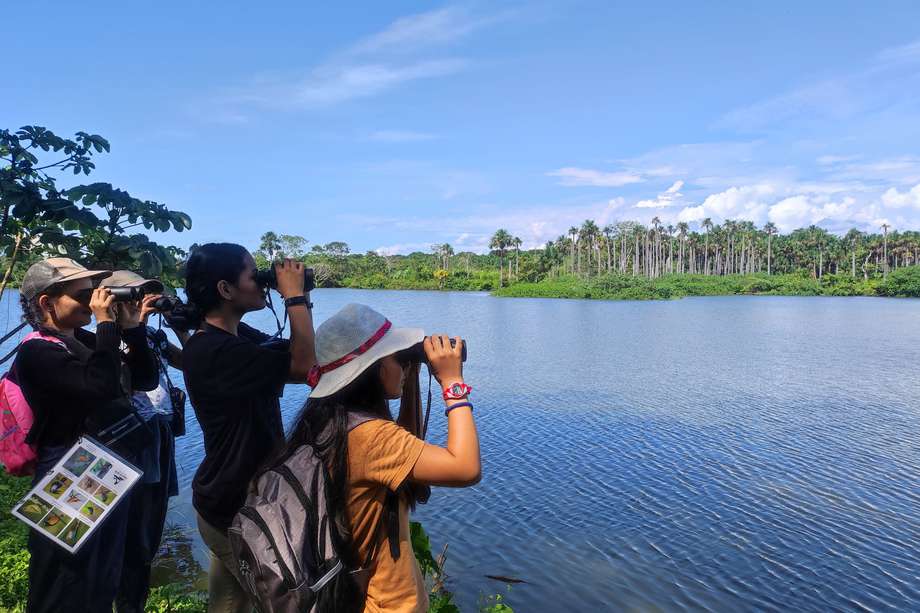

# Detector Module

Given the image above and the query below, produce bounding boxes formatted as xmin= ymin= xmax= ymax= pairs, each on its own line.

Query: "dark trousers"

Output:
xmin=115 ymin=417 xmax=176 ymax=613
xmin=27 ymin=446 xmax=131 ymax=613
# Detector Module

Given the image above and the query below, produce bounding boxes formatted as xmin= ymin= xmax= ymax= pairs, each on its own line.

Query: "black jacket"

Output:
xmin=14 ymin=322 xmax=159 ymax=449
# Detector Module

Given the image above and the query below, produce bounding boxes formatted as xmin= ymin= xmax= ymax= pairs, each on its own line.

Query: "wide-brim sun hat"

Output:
xmin=308 ymin=303 xmax=424 ymax=399
xmin=99 ymin=270 xmax=166 ymax=294
xmin=21 ymin=258 xmax=113 ymax=301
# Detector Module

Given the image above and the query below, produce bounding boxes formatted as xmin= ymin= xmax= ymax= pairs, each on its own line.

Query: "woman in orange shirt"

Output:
xmin=283 ymin=303 xmax=481 ymax=612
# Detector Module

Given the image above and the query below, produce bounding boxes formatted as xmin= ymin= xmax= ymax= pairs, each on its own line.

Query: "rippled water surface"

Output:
xmin=3 ymin=289 xmax=920 ymax=612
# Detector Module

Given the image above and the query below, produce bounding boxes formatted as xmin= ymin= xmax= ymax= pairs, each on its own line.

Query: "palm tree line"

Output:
xmin=487 ymin=219 xmax=920 ymax=282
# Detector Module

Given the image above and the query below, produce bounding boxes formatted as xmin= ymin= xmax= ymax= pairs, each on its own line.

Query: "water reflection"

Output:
xmin=3 ymin=290 xmax=920 ymax=611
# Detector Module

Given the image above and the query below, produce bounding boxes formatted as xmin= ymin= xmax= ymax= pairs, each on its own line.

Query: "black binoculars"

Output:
xmin=109 ymin=287 xmax=146 ymax=302
xmin=151 ymin=296 xmax=179 ymax=311
xmin=399 ymin=338 xmax=467 ymax=364
xmin=107 ymin=288 xmax=177 ymax=312
xmin=254 ymin=266 xmax=316 ymax=293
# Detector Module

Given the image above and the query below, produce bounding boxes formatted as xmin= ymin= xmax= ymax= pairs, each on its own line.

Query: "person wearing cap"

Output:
xmin=97 ymin=271 xmax=182 ymax=613
xmin=279 ymin=303 xmax=480 ymax=613
xmin=13 ymin=258 xmax=160 ymax=613
xmin=180 ymin=243 xmax=317 ymax=613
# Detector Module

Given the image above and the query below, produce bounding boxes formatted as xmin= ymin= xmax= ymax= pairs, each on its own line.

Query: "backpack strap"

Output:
xmin=0 ymin=329 xmax=68 ymax=367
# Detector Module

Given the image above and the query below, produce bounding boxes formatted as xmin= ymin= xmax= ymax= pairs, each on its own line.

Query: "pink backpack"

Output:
xmin=0 ymin=331 xmax=67 ymax=476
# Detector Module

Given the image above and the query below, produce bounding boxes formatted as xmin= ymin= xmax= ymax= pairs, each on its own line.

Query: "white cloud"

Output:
xmin=374 ymin=242 xmax=433 ymax=256
xmin=817 ymin=154 xmax=861 ymax=165
xmin=548 ymin=167 xmax=643 ymax=187
xmin=210 ymin=6 xmax=506 ymax=113
xmin=698 ymin=184 xmax=775 ymax=219
xmin=877 ymin=38 xmax=920 ymax=63
xmin=881 ymin=183 xmax=920 ymax=209
xmin=677 ymin=205 xmax=706 ymax=223
xmin=635 ymin=180 xmax=685 ymax=208
xmin=370 ymin=130 xmax=438 ymax=142
xmin=718 ymin=38 xmax=920 ymax=133
xmin=350 ymin=6 xmax=503 ymax=55
xmin=260 ymin=60 xmax=468 ymax=108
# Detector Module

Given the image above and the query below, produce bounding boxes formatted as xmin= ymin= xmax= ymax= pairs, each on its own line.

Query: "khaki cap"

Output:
xmin=21 ymin=258 xmax=112 ymax=301
xmin=99 ymin=270 xmax=165 ymax=294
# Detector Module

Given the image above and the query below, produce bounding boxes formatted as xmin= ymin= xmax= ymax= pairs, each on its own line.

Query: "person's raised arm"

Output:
xmin=274 ymin=259 xmax=317 ymax=383
xmin=409 ymin=335 xmax=481 ymax=487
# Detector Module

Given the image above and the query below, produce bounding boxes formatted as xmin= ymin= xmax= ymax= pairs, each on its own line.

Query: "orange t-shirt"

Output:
xmin=347 ymin=419 xmax=428 ymax=613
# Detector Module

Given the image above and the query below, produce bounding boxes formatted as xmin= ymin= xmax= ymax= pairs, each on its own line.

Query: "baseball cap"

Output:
xmin=21 ymin=258 xmax=113 ymax=301
xmin=99 ymin=270 xmax=165 ymax=294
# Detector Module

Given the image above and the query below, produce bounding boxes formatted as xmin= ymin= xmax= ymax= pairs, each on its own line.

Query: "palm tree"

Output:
xmin=881 ymin=223 xmax=891 ymax=278
xmin=490 ymin=229 xmax=513 ymax=287
xmin=676 ymin=222 xmax=689 ymax=273
xmin=513 ymin=236 xmax=522 ymax=279
xmin=568 ymin=226 xmax=578 ymax=274
xmin=602 ymin=224 xmax=615 ymax=272
xmin=580 ymin=219 xmax=599 ymax=277
xmin=764 ymin=222 xmax=777 ymax=275
xmin=702 ymin=218 xmax=713 ymax=275
xmin=845 ymin=228 xmax=862 ymax=277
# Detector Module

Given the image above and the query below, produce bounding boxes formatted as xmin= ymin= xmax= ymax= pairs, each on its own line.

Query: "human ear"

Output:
xmin=216 ymin=280 xmax=234 ymax=301
xmin=37 ymin=295 xmax=54 ymax=318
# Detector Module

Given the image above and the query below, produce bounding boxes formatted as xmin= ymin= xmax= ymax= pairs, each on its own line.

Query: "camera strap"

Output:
xmin=0 ymin=321 xmax=29 ymax=366
xmin=263 ymin=288 xmax=287 ymax=341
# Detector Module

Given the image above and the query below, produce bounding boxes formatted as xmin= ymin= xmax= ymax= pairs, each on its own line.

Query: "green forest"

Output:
xmin=3 ymin=125 xmax=920 ymax=302
xmin=245 ymin=221 xmax=920 ymax=300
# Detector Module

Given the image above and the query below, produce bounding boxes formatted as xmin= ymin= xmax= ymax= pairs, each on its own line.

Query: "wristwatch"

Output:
xmin=284 ymin=295 xmax=313 ymax=309
xmin=443 ymin=382 xmax=472 ymax=400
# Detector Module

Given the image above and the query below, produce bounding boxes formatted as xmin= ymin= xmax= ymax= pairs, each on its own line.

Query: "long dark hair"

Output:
xmin=270 ymin=358 xmax=422 ymax=612
xmin=182 ymin=243 xmax=250 ymax=326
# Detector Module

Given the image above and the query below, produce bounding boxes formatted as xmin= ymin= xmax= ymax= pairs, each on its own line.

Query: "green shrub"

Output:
xmin=876 ymin=266 xmax=920 ymax=297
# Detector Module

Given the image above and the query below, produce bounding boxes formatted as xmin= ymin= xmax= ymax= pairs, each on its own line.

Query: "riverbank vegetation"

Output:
xmin=248 ymin=226 xmax=920 ymax=299
xmin=0 ymin=470 xmax=513 ymax=612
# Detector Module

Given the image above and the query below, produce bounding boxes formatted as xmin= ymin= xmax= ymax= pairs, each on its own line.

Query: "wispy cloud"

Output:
xmin=350 ymin=6 xmax=505 ymax=56
xmin=211 ymin=6 xmax=502 ymax=114
xmin=369 ymin=130 xmax=438 ymax=143
xmin=877 ymin=38 xmax=920 ymax=63
xmin=548 ymin=167 xmax=644 ymax=187
xmin=717 ymin=38 xmax=920 ymax=132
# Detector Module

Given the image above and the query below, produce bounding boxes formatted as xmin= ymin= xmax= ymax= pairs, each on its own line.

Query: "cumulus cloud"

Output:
xmin=881 ymin=183 xmax=920 ymax=209
xmin=548 ymin=167 xmax=644 ymax=187
xmin=635 ymin=180 xmax=685 ymax=208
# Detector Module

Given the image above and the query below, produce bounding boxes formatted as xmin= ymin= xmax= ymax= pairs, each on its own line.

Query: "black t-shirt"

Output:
xmin=183 ymin=322 xmax=292 ymax=529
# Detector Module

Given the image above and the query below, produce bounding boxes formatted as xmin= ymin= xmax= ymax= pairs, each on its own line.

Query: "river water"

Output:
xmin=3 ymin=289 xmax=920 ymax=612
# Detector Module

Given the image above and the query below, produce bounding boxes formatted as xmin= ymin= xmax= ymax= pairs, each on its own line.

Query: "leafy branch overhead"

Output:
xmin=0 ymin=125 xmax=192 ymax=283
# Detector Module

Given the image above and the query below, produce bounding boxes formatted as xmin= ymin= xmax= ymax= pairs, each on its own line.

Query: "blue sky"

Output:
xmin=5 ymin=1 xmax=920 ymax=254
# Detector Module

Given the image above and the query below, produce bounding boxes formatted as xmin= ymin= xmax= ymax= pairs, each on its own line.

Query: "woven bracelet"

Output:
xmin=445 ymin=401 xmax=473 ymax=416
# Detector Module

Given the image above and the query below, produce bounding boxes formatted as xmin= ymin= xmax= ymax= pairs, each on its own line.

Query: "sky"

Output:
xmin=5 ymin=1 xmax=920 ymax=254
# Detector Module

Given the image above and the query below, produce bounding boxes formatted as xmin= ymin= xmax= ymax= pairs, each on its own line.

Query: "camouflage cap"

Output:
xmin=21 ymin=258 xmax=113 ymax=301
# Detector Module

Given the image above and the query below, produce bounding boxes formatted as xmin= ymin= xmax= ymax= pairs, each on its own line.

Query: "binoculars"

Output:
xmin=400 ymin=338 xmax=467 ymax=364
xmin=254 ymin=266 xmax=316 ymax=293
xmin=108 ymin=287 xmax=146 ymax=302
xmin=107 ymin=288 xmax=178 ymax=313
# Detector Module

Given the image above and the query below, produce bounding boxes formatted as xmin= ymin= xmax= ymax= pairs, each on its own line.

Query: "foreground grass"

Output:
xmin=0 ymin=471 xmax=512 ymax=612
xmin=491 ymin=268 xmax=920 ymax=300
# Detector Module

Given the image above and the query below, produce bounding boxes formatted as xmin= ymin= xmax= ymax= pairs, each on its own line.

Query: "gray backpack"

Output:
xmin=228 ymin=413 xmax=399 ymax=613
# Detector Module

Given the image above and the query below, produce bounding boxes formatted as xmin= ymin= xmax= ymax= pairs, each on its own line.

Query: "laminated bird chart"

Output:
xmin=11 ymin=437 xmax=141 ymax=553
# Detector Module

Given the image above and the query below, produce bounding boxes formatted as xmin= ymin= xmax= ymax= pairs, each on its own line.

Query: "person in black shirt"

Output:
xmin=181 ymin=243 xmax=316 ymax=613
xmin=12 ymin=257 xmax=159 ymax=613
